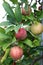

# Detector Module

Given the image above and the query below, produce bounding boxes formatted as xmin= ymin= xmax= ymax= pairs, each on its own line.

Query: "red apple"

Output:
xmin=15 ymin=28 xmax=27 ymax=40
xmin=10 ymin=46 xmax=23 ymax=60
xmin=21 ymin=7 xmax=26 ymax=15
xmin=21 ymin=6 xmax=31 ymax=15
xmin=38 ymin=6 xmax=42 ymax=10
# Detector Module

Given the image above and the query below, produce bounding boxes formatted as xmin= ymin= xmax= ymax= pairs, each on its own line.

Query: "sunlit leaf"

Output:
xmin=3 ymin=1 xmax=15 ymax=18
xmin=23 ymin=38 xmax=33 ymax=47
xmin=0 ymin=21 xmax=11 ymax=26
xmin=0 ymin=27 xmax=5 ymax=33
xmin=0 ymin=33 xmax=10 ymax=41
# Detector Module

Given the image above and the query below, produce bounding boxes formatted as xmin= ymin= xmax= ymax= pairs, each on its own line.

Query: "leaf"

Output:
xmin=1 ymin=49 xmax=10 ymax=63
xmin=33 ymin=46 xmax=43 ymax=51
xmin=10 ymin=0 xmax=18 ymax=4
xmin=0 ymin=37 xmax=16 ymax=51
xmin=26 ymin=13 xmax=34 ymax=21
xmin=6 ymin=25 xmax=15 ymax=33
xmin=38 ymin=11 xmax=43 ymax=20
xmin=33 ymin=39 xmax=40 ymax=46
xmin=15 ymin=4 xmax=22 ymax=22
xmin=6 ymin=25 xmax=20 ymax=33
xmin=24 ymin=3 xmax=29 ymax=12
xmin=17 ymin=57 xmax=32 ymax=65
xmin=34 ymin=10 xmax=43 ymax=20
xmin=12 ymin=37 xmax=16 ymax=43
xmin=0 ymin=21 xmax=11 ymax=26
xmin=20 ymin=0 xmax=28 ymax=3
xmin=3 ymin=57 xmax=12 ymax=65
xmin=29 ymin=46 xmax=43 ymax=55
xmin=3 ymin=37 xmax=16 ymax=51
xmin=0 ymin=33 xmax=10 ymax=41
xmin=7 ymin=15 xmax=17 ymax=24
xmin=0 ymin=40 xmax=11 ymax=51
xmin=3 ymin=1 xmax=15 ymax=18
xmin=23 ymin=39 xmax=33 ymax=47
xmin=14 ymin=25 xmax=21 ymax=33
xmin=34 ymin=10 xmax=41 ymax=16
xmin=0 ymin=27 xmax=5 ymax=33
xmin=31 ymin=3 xmax=36 ymax=9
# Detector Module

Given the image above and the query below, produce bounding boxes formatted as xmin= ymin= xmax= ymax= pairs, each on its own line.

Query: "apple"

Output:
xmin=21 ymin=7 xmax=26 ymax=15
xmin=21 ymin=6 xmax=31 ymax=15
xmin=38 ymin=6 xmax=42 ymax=10
xmin=10 ymin=46 xmax=23 ymax=60
xmin=31 ymin=23 xmax=42 ymax=34
xmin=15 ymin=28 xmax=27 ymax=40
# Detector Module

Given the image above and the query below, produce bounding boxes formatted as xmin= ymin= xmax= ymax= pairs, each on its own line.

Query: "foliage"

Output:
xmin=0 ymin=0 xmax=43 ymax=65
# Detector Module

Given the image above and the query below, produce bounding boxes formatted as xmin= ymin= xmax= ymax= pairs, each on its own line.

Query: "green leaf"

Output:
xmin=0 ymin=21 xmax=11 ymax=26
xmin=33 ymin=39 xmax=40 ymax=46
xmin=20 ymin=0 xmax=28 ymax=3
xmin=12 ymin=37 xmax=16 ymax=43
xmin=32 ymin=46 xmax=43 ymax=51
xmin=38 ymin=11 xmax=43 ymax=20
xmin=29 ymin=46 xmax=43 ymax=55
xmin=3 ymin=37 xmax=16 ymax=51
xmin=0 ymin=33 xmax=10 ymax=41
xmin=15 ymin=4 xmax=22 ymax=22
xmin=6 ymin=25 xmax=20 ymax=33
xmin=34 ymin=10 xmax=41 ymax=16
xmin=0 ymin=37 xmax=16 ymax=51
xmin=6 ymin=25 xmax=15 ymax=33
xmin=23 ymin=39 xmax=33 ymax=47
xmin=0 ymin=40 xmax=11 ymax=51
xmin=16 ymin=57 xmax=32 ymax=65
xmin=24 ymin=3 xmax=29 ymax=12
xmin=0 ymin=27 xmax=5 ymax=33
xmin=2 ymin=57 xmax=12 ymax=65
xmin=1 ymin=49 xmax=10 ymax=63
xmin=14 ymin=25 xmax=21 ymax=33
xmin=26 ymin=13 xmax=34 ymax=21
xmin=10 ymin=0 xmax=18 ymax=4
xmin=31 ymin=3 xmax=36 ymax=9
xmin=7 ymin=15 xmax=17 ymax=24
xmin=3 ymin=1 xmax=15 ymax=18
xmin=34 ymin=10 xmax=43 ymax=20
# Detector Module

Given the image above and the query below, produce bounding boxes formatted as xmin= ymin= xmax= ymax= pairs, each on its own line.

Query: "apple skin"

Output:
xmin=31 ymin=23 xmax=42 ymax=35
xmin=38 ymin=6 xmax=42 ymax=10
xmin=21 ymin=6 xmax=31 ymax=15
xmin=10 ymin=46 xmax=23 ymax=60
xmin=15 ymin=28 xmax=27 ymax=40
xmin=21 ymin=7 xmax=26 ymax=15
